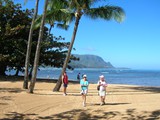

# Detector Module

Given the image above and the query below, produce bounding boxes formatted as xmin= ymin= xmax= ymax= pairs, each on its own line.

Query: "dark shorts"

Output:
xmin=63 ymin=84 xmax=68 ymax=87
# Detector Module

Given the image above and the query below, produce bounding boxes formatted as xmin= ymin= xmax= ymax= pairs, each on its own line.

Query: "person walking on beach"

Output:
xmin=80 ymin=74 xmax=89 ymax=107
xmin=77 ymin=73 xmax=80 ymax=81
xmin=97 ymin=75 xmax=108 ymax=106
xmin=62 ymin=72 xmax=68 ymax=96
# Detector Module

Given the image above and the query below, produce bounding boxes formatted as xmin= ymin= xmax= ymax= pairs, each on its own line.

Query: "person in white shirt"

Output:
xmin=97 ymin=75 xmax=108 ymax=106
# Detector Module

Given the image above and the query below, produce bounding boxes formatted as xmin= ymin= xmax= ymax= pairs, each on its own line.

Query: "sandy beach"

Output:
xmin=0 ymin=77 xmax=160 ymax=120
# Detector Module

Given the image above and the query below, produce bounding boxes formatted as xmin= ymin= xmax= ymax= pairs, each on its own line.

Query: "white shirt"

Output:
xmin=97 ymin=80 xmax=108 ymax=91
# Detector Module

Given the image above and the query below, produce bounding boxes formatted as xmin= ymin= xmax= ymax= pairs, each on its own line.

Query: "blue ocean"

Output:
xmin=6 ymin=68 xmax=160 ymax=87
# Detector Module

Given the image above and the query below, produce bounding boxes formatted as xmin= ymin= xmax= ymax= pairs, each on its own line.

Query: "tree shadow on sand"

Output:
xmin=128 ymin=86 xmax=160 ymax=93
xmin=0 ymin=88 xmax=24 ymax=106
xmin=1 ymin=109 xmax=160 ymax=120
xmin=0 ymin=88 xmax=24 ymax=93
xmin=0 ymin=96 xmax=12 ymax=101
xmin=121 ymin=109 xmax=160 ymax=120
xmin=38 ymin=109 xmax=160 ymax=120
xmin=0 ymin=112 xmax=38 ymax=120
xmin=92 ymin=102 xmax=130 ymax=106
xmin=112 ymin=86 xmax=160 ymax=94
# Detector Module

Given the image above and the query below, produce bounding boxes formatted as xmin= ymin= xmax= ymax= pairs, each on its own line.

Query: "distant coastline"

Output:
xmin=5 ymin=68 xmax=160 ymax=87
xmin=70 ymin=54 xmax=114 ymax=68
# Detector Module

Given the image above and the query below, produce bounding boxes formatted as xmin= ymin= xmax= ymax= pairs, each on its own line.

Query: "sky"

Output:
xmin=14 ymin=0 xmax=160 ymax=70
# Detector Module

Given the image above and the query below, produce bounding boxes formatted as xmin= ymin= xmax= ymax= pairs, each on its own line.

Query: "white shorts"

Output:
xmin=99 ymin=91 xmax=106 ymax=96
xmin=80 ymin=90 xmax=88 ymax=95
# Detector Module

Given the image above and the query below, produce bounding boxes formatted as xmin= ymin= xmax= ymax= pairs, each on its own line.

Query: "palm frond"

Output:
xmin=84 ymin=5 xmax=125 ymax=22
xmin=33 ymin=15 xmax=42 ymax=29
xmin=34 ymin=8 xmax=75 ymax=30
xmin=46 ymin=9 xmax=74 ymax=22
xmin=56 ymin=23 xmax=69 ymax=30
xmin=24 ymin=0 xmax=28 ymax=5
xmin=48 ymin=0 xmax=68 ymax=10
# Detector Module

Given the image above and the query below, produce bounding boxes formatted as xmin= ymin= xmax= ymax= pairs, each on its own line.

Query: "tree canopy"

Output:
xmin=0 ymin=0 xmax=76 ymax=76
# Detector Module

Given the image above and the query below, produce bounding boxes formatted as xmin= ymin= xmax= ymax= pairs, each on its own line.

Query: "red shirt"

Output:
xmin=63 ymin=74 xmax=68 ymax=84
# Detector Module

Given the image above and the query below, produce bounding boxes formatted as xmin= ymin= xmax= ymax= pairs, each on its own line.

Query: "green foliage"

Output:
xmin=0 ymin=0 xmax=33 ymax=75
xmin=35 ymin=0 xmax=75 ymax=31
xmin=85 ymin=5 xmax=125 ymax=22
xmin=0 ymin=0 xmax=75 ymax=75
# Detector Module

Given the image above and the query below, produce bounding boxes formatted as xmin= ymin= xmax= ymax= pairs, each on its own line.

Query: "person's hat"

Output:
xmin=99 ymin=75 xmax=104 ymax=78
xmin=83 ymin=74 xmax=87 ymax=78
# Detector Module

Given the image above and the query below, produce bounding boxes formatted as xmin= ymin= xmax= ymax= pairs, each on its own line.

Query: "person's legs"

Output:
xmin=81 ymin=90 xmax=87 ymax=107
xmin=101 ymin=96 xmax=104 ymax=102
xmin=81 ymin=92 xmax=84 ymax=105
xmin=64 ymin=87 xmax=66 ymax=94
xmin=102 ymin=96 xmax=106 ymax=104
xmin=63 ymin=84 xmax=67 ymax=95
xmin=99 ymin=91 xmax=106 ymax=105
xmin=84 ymin=95 xmax=86 ymax=103
xmin=82 ymin=94 xmax=84 ymax=106
xmin=82 ymin=94 xmax=86 ymax=107
xmin=99 ymin=91 xmax=103 ymax=105
xmin=102 ymin=91 xmax=106 ymax=104
xmin=100 ymin=96 xmax=103 ymax=105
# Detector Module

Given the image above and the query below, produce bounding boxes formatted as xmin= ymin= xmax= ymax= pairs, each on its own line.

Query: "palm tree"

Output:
xmin=24 ymin=0 xmax=74 ymax=92
xmin=53 ymin=0 xmax=125 ymax=91
xmin=28 ymin=0 xmax=49 ymax=93
xmin=34 ymin=0 xmax=75 ymax=35
xmin=23 ymin=0 xmax=39 ymax=89
xmin=34 ymin=12 xmax=72 ymax=36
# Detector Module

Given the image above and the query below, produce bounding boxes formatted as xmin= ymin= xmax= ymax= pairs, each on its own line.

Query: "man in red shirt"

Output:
xmin=62 ymin=72 xmax=68 ymax=96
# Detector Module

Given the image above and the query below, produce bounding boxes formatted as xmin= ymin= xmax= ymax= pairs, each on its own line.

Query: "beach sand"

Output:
xmin=0 ymin=78 xmax=160 ymax=120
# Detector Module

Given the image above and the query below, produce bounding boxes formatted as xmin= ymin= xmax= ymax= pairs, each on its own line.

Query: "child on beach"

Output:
xmin=80 ymin=74 xmax=89 ymax=107
xmin=97 ymin=75 xmax=108 ymax=106
xmin=62 ymin=72 xmax=68 ymax=96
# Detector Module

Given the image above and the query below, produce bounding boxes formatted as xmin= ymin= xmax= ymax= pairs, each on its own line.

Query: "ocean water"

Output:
xmin=6 ymin=68 xmax=160 ymax=87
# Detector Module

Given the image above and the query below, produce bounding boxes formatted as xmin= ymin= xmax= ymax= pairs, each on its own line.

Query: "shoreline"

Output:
xmin=0 ymin=79 xmax=160 ymax=119
xmin=1 ymin=75 xmax=160 ymax=87
xmin=0 ymin=75 xmax=79 ymax=84
xmin=4 ymin=69 xmax=160 ymax=87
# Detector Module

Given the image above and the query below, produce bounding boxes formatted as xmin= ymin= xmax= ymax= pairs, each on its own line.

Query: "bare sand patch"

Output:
xmin=0 ymin=80 xmax=160 ymax=120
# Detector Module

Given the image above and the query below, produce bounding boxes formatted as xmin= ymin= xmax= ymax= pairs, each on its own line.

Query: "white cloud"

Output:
xmin=83 ymin=46 xmax=97 ymax=52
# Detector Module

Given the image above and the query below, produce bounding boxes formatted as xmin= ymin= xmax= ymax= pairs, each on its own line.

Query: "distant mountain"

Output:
xmin=69 ymin=54 xmax=114 ymax=68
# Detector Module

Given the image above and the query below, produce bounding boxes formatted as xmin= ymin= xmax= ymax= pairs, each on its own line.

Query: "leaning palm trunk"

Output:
xmin=29 ymin=0 xmax=48 ymax=93
xmin=23 ymin=0 xmax=39 ymax=89
xmin=49 ymin=24 xmax=54 ymax=35
xmin=52 ymin=1 xmax=125 ymax=92
xmin=53 ymin=12 xmax=82 ymax=91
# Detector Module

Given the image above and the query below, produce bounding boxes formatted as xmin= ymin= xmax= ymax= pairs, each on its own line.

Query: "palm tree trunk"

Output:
xmin=49 ymin=24 xmax=53 ymax=35
xmin=53 ymin=14 xmax=81 ymax=92
xmin=29 ymin=66 xmax=33 ymax=79
xmin=0 ymin=64 xmax=6 ymax=75
xmin=15 ymin=67 xmax=20 ymax=76
xmin=23 ymin=0 xmax=39 ymax=89
xmin=28 ymin=0 xmax=48 ymax=93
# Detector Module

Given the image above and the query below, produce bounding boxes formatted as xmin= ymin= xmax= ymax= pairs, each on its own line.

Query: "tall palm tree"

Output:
xmin=28 ymin=0 xmax=49 ymax=93
xmin=53 ymin=0 xmax=125 ymax=91
xmin=23 ymin=0 xmax=39 ymax=89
